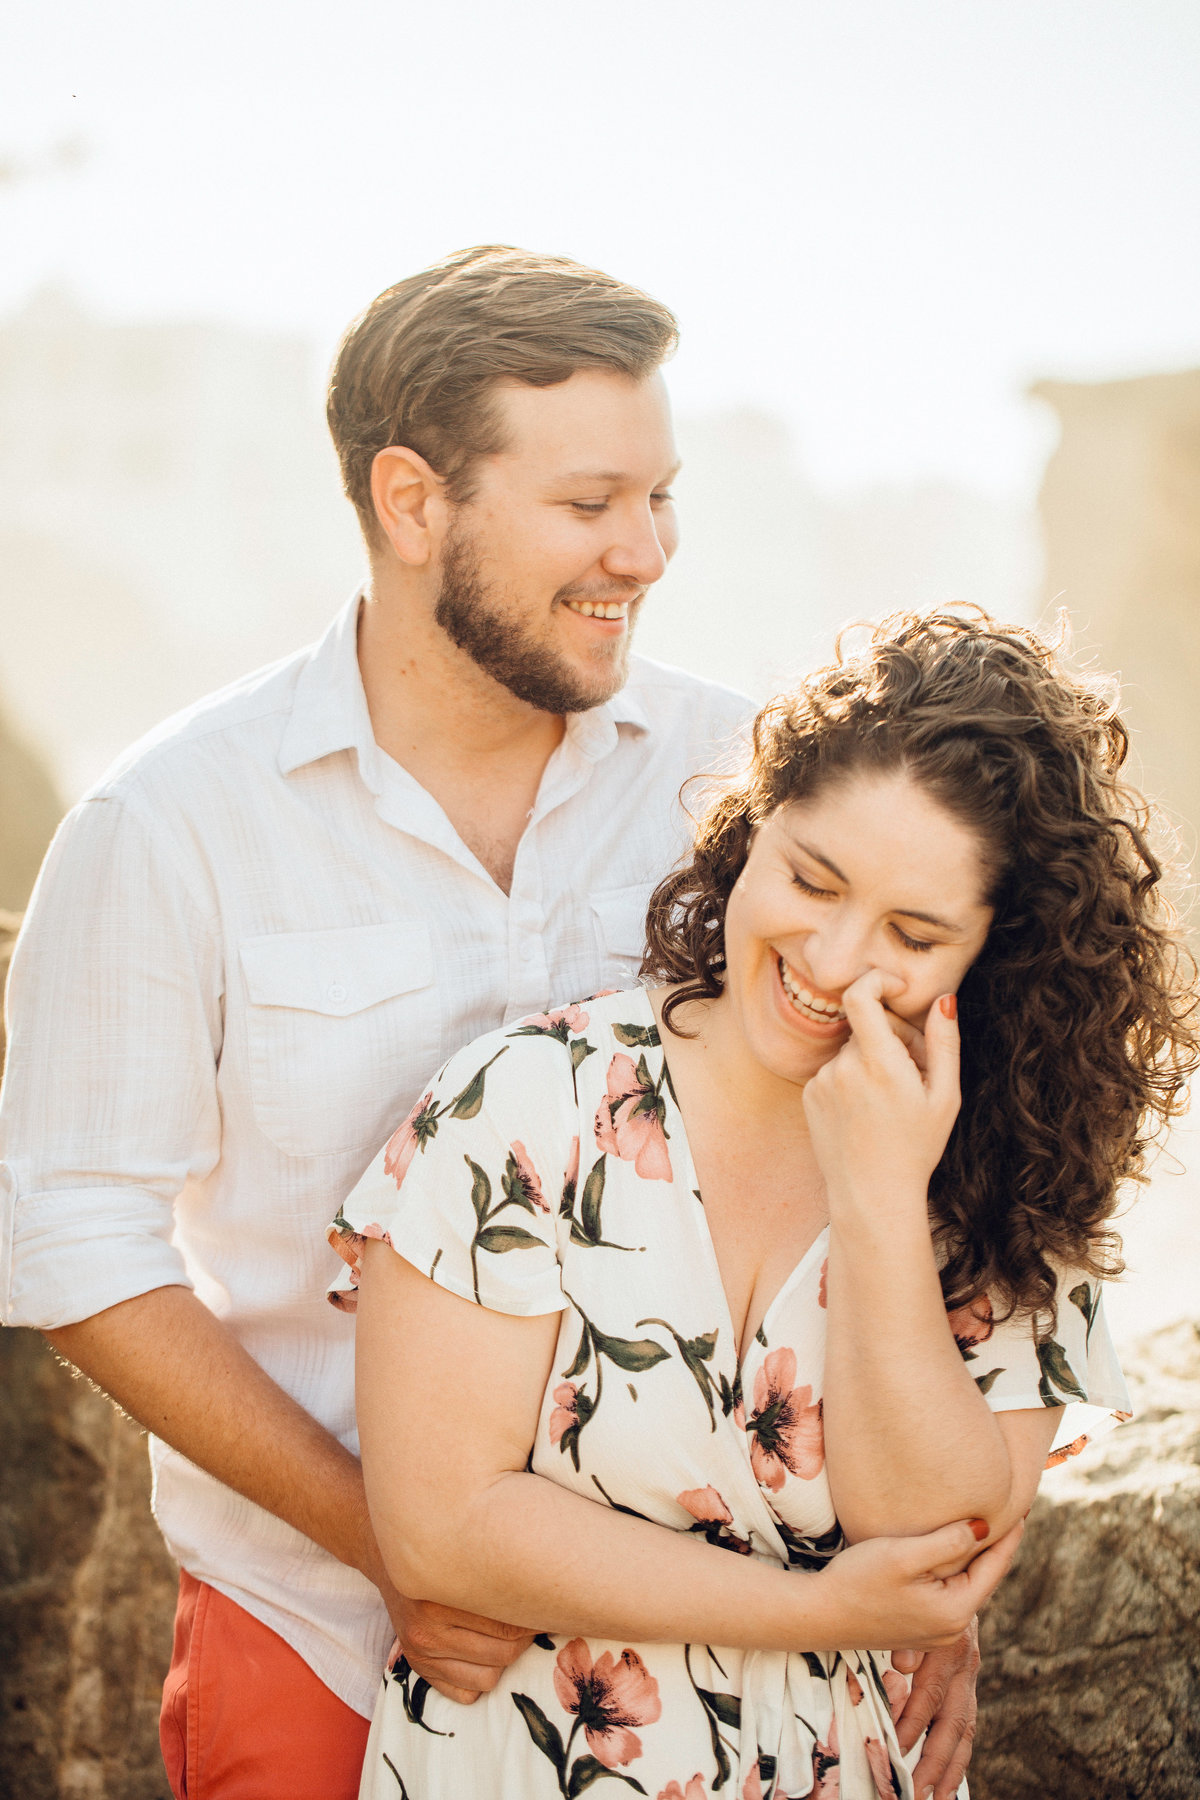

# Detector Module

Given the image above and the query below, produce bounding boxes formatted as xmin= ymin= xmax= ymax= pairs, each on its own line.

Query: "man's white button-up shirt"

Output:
xmin=0 ymin=594 xmax=753 ymax=1716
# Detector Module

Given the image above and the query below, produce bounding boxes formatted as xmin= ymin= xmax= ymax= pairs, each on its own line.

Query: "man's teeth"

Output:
xmin=566 ymin=599 xmax=628 ymax=619
xmin=778 ymin=957 xmax=846 ymax=1022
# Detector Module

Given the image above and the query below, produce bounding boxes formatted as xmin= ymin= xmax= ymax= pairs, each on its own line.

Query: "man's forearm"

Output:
xmin=45 ymin=1285 xmax=382 ymax=1587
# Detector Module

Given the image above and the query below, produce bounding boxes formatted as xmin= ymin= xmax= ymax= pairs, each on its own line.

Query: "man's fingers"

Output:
xmin=912 ymin=1710 xmax=976 ymax=1800
xmin=419 ymin=1675 xmax=482 ymax=1704
xmin=890 ymin=1647 xmax=926 ymax=1677
xmin=894 ymin=1657 xmax=946 ymax=1754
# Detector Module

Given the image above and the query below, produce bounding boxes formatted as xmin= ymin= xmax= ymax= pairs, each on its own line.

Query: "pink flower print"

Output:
xmin=552 ymin=1639 xmax=662 ymax=1769
xmin=741 ymin=1763 xmax=764 ymax=1800
xmin=548 ymin=1382 xmax=580 ymax=1447
xmin=383 ymin=1091 xmax=439 ymax=1187
xmin=677 ymin=1485 xmax=751 ymax=1556
xmin=677 ymin=1486 xmax=734 ymax=1526
xmin=658 ymin=1780 xmax=709 ymax=1800
xmin=864 ymin=1736 xmax=901 ymax=1797
xmin=745 ymin=1347 xmax=825 ymax=1491
xmin=508 ymin=1141 xmax=549 ymax=1212
xmin=846 ymin=1669 xmax=864 ymax=1705
xmin=946 ymin=1294 xmax=994 ymax=1357
xmin=818 ymin=1256 xmax=828 ymax=1309
xmin=811 ymin=1714 xmax=840 ymax=1798
xmin=594 ymin=1053 xmax=672 ymax=1181
xmin=1045 ymin=1432 xmax=1089 ymax=1468
xmin=882 ymin=1667 xmax=910 ymax=1721
xmin=523 ymin=1003 xmax=591 ymax=1035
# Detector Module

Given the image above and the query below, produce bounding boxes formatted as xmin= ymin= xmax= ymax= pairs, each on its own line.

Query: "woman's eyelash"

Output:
xmin=892 ymin=924 xmax=936 ymax=953
xmin=791 ymin=874 xmax=830 ymax=897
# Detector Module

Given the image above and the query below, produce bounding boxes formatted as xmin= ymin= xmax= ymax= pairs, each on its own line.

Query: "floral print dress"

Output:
xmin=328 ymin=987 xmax=1130 ymax=1800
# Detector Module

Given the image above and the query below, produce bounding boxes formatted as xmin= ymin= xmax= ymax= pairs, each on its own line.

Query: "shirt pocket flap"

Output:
xmin=589 ymin=884 xmax=653 ymax=959
xmin=239 ymin=923 xmax=434 ymax=1018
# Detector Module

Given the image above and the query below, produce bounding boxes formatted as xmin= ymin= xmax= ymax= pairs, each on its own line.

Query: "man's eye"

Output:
xmin=570 ymin=501 xmax=608 ymax=516
xmin=651 ymin=490 xmax=675 ymax=505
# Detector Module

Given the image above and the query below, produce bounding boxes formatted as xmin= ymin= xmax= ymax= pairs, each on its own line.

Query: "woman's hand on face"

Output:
xmin=811 ymin=1518 xmax=1023 ymax=1652
xmin=801 ymin=968 xmax=961 ymax=1205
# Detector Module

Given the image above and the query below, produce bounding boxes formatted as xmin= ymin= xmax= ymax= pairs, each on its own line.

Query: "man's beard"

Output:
xmin=434 ymin=523 xmax=638 ymax=715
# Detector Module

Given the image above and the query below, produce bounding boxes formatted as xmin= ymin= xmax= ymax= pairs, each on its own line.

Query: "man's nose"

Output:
xmin=602 ymin=505 xmax=670 ymax=586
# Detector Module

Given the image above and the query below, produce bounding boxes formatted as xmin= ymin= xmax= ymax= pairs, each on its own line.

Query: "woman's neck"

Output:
xmin=650 ymin=984 xmax=813 ymax=1139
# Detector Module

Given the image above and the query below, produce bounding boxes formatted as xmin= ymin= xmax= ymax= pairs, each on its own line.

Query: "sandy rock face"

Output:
xmin=974 ymin=1319 xmax=1200 ymax=1799
xmin=2 ymin=911 xmax=178 ymax=1798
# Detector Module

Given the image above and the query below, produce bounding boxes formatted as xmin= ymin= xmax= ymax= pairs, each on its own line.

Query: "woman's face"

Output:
xmin=721 ymin=769 xmax=995 ymax=1086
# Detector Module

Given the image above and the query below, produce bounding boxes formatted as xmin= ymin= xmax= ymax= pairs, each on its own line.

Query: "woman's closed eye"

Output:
xmin=890 ymin=922 xmax=937 ymax=954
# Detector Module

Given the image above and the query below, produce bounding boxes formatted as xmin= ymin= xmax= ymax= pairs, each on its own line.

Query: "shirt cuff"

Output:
xmin=1 ymin=1176 xmax=193 ymax=1328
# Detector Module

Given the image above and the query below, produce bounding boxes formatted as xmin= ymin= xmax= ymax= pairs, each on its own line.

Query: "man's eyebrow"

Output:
xmin=548 ymin=463 xmax=682 ymax=486
xmin=791 ymin=838 xmax=963 ymax=934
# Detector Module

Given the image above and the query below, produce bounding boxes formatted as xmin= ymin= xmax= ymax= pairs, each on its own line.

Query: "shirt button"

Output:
xmin=327 ymin=982 xmax=348 ymax=1003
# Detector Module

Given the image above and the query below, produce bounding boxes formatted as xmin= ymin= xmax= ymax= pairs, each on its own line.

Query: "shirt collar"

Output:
xmin=278 ymin=593 xmax=376 ymax=780
xmin=278 ymin=592 xmax=653 ymax=781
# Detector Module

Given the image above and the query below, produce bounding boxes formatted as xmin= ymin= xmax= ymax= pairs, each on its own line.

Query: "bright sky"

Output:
xmin=3 ymin=0 xmax=1199 ymax=497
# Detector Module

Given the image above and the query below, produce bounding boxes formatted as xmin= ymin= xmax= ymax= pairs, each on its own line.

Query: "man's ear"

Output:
xmin=369 ymin=446 xmax=448 ymax=566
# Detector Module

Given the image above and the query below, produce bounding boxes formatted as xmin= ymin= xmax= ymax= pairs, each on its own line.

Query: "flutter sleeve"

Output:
xmin=326 ymin=1026 xmax=575 ymax=1318
xmin=947 ymin=1266 xmax=1132 ymax=1468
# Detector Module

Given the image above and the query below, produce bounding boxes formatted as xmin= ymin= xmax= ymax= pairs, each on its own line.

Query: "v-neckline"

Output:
xmin=635 ymin=988 xmax=830 ymax=1369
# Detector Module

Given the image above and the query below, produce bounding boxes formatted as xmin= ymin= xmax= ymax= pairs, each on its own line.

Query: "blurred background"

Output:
xmin=2 ymin=0 xmax=1198 ymax=1336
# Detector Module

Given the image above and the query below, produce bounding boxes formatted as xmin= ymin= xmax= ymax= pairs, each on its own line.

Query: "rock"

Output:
xmin=973 ymin=1319 xmax=1200 ymax=1799
xmin=0 ymin=1330 xmax=178 ymax=1800
xmin=2 ymin=833 xmax=177 ymax=1796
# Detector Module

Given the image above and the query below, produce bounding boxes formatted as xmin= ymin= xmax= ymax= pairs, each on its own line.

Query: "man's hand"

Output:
xmin=383 ymin=1586 xmax=536 ymax=1704
xmin=891 ymin=1619 xmax=980 ymax=1799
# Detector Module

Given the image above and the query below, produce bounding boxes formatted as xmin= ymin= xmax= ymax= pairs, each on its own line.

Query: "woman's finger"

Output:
xmin=841 ymin=968 xmax=909 ymax=1063
xmin=953 ymin=1520 xmax=1025 ymax=1608
xmin=923 ymin=993 xmax=962 ymax=1107
xmin=883 ymin=1006 xmax=928 ymax=1073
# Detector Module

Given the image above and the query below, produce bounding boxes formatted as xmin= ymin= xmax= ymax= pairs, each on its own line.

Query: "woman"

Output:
xmin=329 ymin=611 xmax=1196 ymax=1799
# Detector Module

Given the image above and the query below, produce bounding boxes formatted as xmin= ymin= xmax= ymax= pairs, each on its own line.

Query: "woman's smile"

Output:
xmin=774 ymin=953 xmax=849 ymax=1032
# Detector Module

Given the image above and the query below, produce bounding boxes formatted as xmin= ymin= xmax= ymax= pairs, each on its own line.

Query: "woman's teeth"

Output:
xmin=778 ymin=957 xmax=847 ymax=1023
xmin=565 ymin=599 xmax=628 ymax=619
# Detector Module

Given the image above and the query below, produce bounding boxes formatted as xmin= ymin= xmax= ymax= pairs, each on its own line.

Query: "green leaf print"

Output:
xmin=475 ymin=1225 xmax=545 ymax=1254
xmin=511 ymin=1693 xmax=566 ymax=1776
xmin=588 ymin=1326 xmax=672 ymax=1373
xmin=612 ymin=1021 xmax=661 ymax=1048
xmin=800 ymin=1650 xmax=826 ymax=1680
xmin=447 ymin=1047 xmax=508 ymax=1120
xmin=534 ymin=1633 xmax=557 ymax=1651
xmin=697 ymin=1688 xmax=742 ymax=1729
xmin=1036 ymin=1338 xmax=1088 ymax=1404
xmin=381 ymin=1753 xmax=411 ymax=1795
xmin=579 ymin=1157 xmax=606 ymax=1243
xmin=567 ymin=1759 xmax=647 ymax=1796
xmin=388 ymin=1658 xmax=453 ymax=1737
xmin=465 ymin=1156 xmax=492 ymax=1225
xmin=563 ymin=1321 xmax=593 ymax=1380
xmin=564 ymin=1155 xmax=640 ymax=1253
xmin=636 ymin=1316 xmax=727 ymax=1431
xmin=570 ymin=1037 xmax=598 ymax=1071
xmin=1069 ymin=1281 xmax=1099 ymax=1345
xmin=974 ymin=1367 xmax=1005 ymax=1395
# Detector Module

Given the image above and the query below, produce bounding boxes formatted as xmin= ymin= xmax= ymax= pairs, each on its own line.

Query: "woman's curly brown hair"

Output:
xmin=642 ymin=609 xmax=1199 ymax=1326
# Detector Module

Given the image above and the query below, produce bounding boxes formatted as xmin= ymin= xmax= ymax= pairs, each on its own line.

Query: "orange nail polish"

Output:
xmin=969 ymin=1518 xmax=989 ymax=1540
xmin=939 ymin=994 xmax=957 ymax=1020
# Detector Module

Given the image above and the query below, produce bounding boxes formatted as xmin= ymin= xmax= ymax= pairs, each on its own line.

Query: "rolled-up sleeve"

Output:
xmin=0 ymin=792 xmax=223 ymax=1328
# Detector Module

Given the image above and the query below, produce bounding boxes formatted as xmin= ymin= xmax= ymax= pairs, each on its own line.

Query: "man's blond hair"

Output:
xmin=326 ymin=245 xmax=679 ymax=539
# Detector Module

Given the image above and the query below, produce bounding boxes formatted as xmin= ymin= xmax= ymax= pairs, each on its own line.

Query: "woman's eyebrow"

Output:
xmin=792 ymin=837 xmax=963 ymax=933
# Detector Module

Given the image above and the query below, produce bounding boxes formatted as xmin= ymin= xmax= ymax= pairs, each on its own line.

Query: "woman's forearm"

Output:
xmin=822 ymin=1195 xmax=1018 ymax=1543
xmin=383 ymin=1461 xmax=837 ymax=1652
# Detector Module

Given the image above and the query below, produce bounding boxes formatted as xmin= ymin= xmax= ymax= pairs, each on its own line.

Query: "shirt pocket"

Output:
xmin=589 ymin=882 xmax=654 ymax=979
xmin=239 ymin=922 xmax=436 ymax=1160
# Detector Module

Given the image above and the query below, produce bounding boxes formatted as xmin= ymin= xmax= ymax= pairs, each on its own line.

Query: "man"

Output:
xmin=0 ymin=247 xmax=979 ymax=1799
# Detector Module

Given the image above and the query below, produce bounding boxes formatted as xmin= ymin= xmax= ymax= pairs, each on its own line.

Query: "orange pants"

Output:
xmin=159 ymin=1571 xmax=372 ymax=1800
